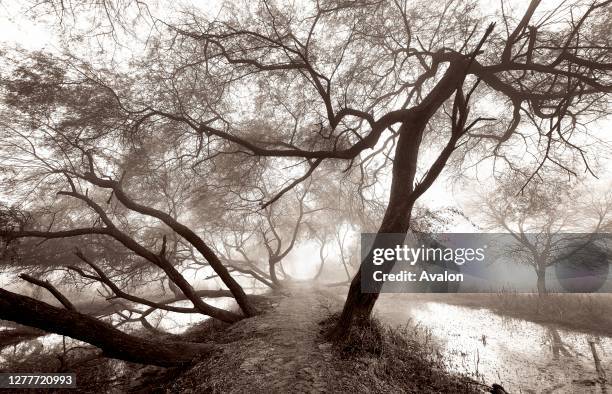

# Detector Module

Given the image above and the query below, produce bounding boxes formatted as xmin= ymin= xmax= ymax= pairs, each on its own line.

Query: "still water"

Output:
xmin=377 ymin=299 xmax=612 ymax=393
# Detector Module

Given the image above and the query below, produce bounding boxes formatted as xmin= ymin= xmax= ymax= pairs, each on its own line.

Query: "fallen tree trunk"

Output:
xmin=0 ymin=327 xmax=45 ymax=349
xmin=0 ymin=288 xmax=215 ymax=367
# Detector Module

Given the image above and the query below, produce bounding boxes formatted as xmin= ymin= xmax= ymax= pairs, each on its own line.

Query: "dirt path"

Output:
xmin=169 ymin=283 xmax=348 ymax=393
xmin=227 ymin=284 xmax=339 ymax=392
xmin=167 ymin=283 xmax=482 ymax=394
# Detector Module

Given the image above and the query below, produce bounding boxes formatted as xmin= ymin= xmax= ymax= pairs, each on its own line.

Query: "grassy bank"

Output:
xmin=418 ymin=292 xmax=612 ymax=337
xmin=316 ymin=312 xmax=483 ymax=393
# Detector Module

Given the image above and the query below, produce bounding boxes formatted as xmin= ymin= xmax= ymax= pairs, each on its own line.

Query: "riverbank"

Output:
xmin=407 ymin=292 xmax=612 ymax=337
xmin=1 ymin=285 xmax=488 ymax=393
xmin=375 ymin=293 xmax=612 ymax=393
xmin=164 ymin=284 xmax=484 ymax=393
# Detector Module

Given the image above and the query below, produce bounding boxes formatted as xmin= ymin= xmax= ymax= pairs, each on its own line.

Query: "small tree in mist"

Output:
xmin=478 ymin=172 xmax=611 ymax=294
xmin=216 ymin=186 xmax=315 ymax=288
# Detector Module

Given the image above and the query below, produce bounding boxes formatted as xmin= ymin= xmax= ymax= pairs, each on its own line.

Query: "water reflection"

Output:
xmin=377 ymin=300 xmax=612 ymax=393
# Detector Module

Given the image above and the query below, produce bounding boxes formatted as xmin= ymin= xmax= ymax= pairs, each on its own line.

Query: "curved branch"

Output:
xmin=19 ymin=274 xmax=75 ymax=311
xmin=260 ymin=158 xmax=322 ymax=209
xmin=58 ymin=190 xmax=242 ymax=322
xmin=72 ymin=172 xmax=256 ymax=317
xmin=146 ymin=107 xmax=406 ymax=159
xmin=1 ymin=228 xmax=110 ymax=240
xmin=70 ymin=251 xmax=197 ymax=314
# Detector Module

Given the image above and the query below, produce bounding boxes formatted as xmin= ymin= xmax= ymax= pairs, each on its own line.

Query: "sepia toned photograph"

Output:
xmin=0 ymin=1 xmax=610 ymax=392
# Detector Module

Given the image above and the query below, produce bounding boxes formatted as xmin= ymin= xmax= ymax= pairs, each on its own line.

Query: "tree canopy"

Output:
xmin=0 ymin=0 xmax=610 ymax=364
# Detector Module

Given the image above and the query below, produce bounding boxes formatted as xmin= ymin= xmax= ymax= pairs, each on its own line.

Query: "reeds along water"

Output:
xmin=374 ymin=294 xmax=612 ymax=393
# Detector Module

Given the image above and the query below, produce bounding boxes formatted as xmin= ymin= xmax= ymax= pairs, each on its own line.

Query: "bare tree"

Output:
xmin=478 ymin=172 xmax=611 ymax=294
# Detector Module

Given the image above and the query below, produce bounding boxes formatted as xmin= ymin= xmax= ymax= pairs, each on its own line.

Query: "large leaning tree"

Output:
xmin=0 ymin=0 xmax=611 ymax=361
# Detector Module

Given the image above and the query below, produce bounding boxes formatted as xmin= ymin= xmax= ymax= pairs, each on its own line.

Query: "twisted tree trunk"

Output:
xmin=330 ymin=58 xmax=469 ymax=339
xmin=328 ymin=121 xmax=421 ymax=339
xmin=0 ymin=288 xmax=215 ymax=367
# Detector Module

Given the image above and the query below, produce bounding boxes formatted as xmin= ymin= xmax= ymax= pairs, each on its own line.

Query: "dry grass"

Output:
xmin=318 ymin=312 xmax=484 ymax=393
xmin=423 ymin=292 xmax=612 ymax=336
